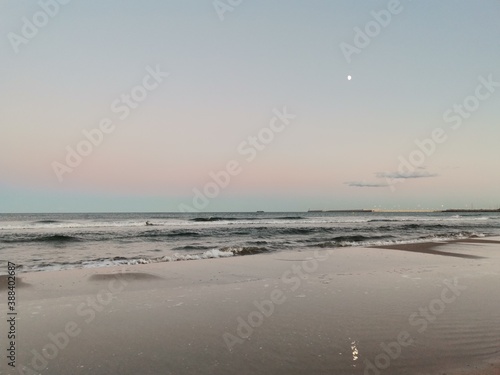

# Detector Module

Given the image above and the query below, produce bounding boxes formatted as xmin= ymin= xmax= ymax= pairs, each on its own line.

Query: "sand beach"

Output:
xmin=1 ymin=237 xmax=499 ymax=375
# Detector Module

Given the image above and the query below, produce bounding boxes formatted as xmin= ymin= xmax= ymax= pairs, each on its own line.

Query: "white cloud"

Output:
xmin=375 ymin=171 xmax=439 ymax=179
xmin=345 ymin=181 xmax=391 ymax=188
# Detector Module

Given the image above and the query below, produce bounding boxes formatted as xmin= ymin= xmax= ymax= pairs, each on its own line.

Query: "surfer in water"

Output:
xmin=145 ymin=221 xmax=153 ymax=226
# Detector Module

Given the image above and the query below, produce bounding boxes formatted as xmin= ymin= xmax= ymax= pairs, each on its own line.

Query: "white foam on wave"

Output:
xmin=311 ymin=231 xmax=487 ymax=249
xmin=161 ymin=249 xmax=235 ymax=261
xmin=345 ymin=231 xmax=486 ymax=248
xmin=1 ymin=214 xmax=492 ymax=232
xmin=0 ymin=220 xmax=188 ymax=231
xmin=30 ymin=248 xmax=237 ymax=272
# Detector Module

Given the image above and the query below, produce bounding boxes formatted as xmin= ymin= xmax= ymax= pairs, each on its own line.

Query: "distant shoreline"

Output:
xmin=308 ymin=208 xmax=500 ymax=213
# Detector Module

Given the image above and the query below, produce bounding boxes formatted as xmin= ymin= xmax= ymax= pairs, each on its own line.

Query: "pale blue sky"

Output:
xmin=1 ymin=0 xmax=499 ymax=212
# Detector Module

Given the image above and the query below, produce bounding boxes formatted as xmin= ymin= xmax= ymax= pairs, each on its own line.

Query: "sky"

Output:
xmin=1 ymin=0 xmax=499 ymax=213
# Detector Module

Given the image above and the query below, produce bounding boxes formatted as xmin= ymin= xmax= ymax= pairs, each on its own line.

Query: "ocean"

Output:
xmin=1 ymin=211 xmax=498 ymax=274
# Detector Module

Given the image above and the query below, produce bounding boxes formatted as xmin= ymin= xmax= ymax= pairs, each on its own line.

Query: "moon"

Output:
xmin=347 ymin=75 xmax=352 ymax=81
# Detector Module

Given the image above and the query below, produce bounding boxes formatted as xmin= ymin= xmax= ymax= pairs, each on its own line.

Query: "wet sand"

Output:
xmin=1 ymin=237 xmax=499 ymax=374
